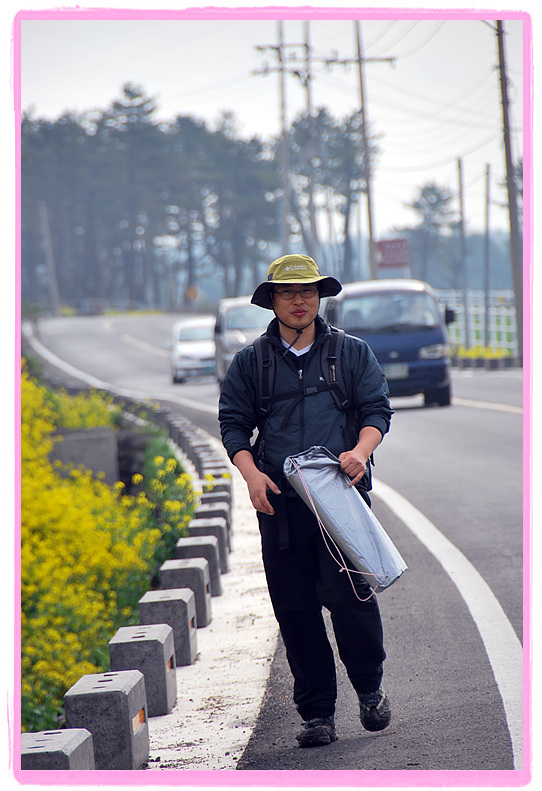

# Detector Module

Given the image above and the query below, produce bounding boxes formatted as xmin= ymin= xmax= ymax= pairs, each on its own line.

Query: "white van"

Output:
xmin=214 ymin=296 xmax=270 ymax=387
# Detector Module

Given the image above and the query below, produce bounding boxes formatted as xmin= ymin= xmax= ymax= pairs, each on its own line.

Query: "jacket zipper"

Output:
xmin=298 ymin=366 xmax=305 ymax=451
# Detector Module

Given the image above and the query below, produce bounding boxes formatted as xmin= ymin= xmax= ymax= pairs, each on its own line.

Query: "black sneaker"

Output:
xmin=296 ymin=716 xmax=338 ymax=748
xmin=358 ymin=687 xmax=391 ymax=732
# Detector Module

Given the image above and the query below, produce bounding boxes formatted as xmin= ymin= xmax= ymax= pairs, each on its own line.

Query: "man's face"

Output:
xmin=270 ymin=283 xmax=320 ymax=331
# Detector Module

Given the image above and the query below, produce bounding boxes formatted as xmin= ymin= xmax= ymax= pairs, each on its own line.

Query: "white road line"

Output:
xmin=373 ymin=478 xmax=524 ymax=770
xmin=120 ymin=332 xmax=169 ymax=358
xmin=25 ymin=332 xmax=111 ymax=391
xmin=25 ymin=330 xmax=219 ymax=416
xmin=453 ymin=396 xmax=523 ymax=414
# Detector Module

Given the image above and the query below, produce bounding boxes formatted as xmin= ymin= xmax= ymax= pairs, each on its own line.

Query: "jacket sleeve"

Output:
xmin=218 ymin=346 xmax=261 ymax=464
xmin=346 ymin=336 xmax=394 ymax=438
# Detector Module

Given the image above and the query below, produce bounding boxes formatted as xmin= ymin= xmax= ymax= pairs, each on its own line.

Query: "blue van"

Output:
xmin=323 ymin=279 xmax=455 ymax=407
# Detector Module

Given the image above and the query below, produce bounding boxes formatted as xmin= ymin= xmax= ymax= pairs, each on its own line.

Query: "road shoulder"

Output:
xmin=146 ymin=443 xmax=278 ymax=771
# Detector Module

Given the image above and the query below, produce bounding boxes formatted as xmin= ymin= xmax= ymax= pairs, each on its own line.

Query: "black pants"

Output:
xmin=258 ymin=492 xmax=386 ymax=721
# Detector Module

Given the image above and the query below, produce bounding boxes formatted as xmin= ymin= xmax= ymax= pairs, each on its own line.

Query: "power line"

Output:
xmin=365 ymin=20 xmax=418 ymax=55
xmin=378 ymin=131 xmax=499 ymax=173
xmin=380 ymin=20 xmax=447 ymax=60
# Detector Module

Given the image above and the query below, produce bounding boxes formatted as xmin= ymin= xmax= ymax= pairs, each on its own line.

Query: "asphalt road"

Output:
xmin=25 ymin=312 xmax=527 ymax=776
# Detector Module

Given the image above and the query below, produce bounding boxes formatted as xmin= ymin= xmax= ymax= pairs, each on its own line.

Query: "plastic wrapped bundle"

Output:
xmin=283 ymin=446 xmax=407 ymax=593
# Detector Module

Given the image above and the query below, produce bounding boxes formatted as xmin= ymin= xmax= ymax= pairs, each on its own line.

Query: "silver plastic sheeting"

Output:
xmin=283 ymin=446 xmax=408 ymax=593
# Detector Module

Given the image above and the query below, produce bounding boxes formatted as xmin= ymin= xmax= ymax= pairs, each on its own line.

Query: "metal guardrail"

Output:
xmin=435 ymin=290 xmax=518 ymax=356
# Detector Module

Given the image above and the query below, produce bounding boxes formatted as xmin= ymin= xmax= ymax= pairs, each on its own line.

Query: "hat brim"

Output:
xmin=251 ymin=276 xmax=342 ymax=310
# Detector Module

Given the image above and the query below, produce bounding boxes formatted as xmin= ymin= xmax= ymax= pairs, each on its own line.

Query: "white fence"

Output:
xmin=434 ymin=290 xmax=518 ymax=357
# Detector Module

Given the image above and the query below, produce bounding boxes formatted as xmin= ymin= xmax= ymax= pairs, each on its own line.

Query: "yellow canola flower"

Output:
xmin=165 ymin=457 xmax=177 ymax=473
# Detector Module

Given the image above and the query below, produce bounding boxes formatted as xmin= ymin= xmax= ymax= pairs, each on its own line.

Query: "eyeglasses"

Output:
xmin=273 ymin=286 xmax=319 ymax=300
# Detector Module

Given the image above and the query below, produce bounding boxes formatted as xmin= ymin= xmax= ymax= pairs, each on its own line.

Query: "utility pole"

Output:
xmin=457 ymin=159 xmax=471 ymax=349
xmin=277 ymin=21 xmax=290 ymax=251
xmin=254 ymin=21 xmax=298 ymax=250
xmin=38 ymin=201 xmax=61 ymax=315
xmin=304 ymin=21 xmax=320 ymax=261
xmin=356 ymin=21 xmax=377 ymax=280
xmin=255 ymin=23 xmax=324 ymax=257
xmin=484 ymin=164 xmax=491 ymax=348
xmin=497 ymin=20 xmax=523 ymax=364
xmin=325 ymin=23 xmax=395 ymax=280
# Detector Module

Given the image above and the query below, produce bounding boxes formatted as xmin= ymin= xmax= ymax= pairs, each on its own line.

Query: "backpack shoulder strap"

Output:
xmin=253 ymin=334 xmax=275 ymax=417
xmin=323 ymin=327 xmax=350 ymax=411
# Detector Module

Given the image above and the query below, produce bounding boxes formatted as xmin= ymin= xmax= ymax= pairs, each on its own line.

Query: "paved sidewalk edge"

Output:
xmin=146 ymin=435 xmax=279 ymax=771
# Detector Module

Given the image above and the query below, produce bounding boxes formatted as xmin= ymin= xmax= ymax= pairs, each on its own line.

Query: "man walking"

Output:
xmin=218 ymin=254 xmax=394 ymax=748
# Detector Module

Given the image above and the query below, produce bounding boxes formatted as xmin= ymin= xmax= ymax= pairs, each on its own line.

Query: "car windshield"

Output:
xmin=226 ymin=305 xmax=269 ymax=330
xmin=178 ymin=325 xmax=213 ymax=341
xmin=341 ymin=292 xmax=441 ymax=332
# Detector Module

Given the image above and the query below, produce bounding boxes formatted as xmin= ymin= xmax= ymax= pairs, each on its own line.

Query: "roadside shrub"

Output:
xmin=129 ymin=434 xmax=197 ymax=567
xmin=452 ymin=344 xmax=512 ymax=359
xmin=45 ymin=386 xmax=124 ymax=429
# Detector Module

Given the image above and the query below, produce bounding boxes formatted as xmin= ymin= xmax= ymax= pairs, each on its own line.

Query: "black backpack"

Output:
xmin=253 ymin=327 xmax=373 ymax=491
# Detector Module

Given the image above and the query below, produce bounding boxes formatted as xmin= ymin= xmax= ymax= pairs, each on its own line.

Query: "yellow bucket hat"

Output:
xmin=251 ymin=254 xmax=342 ymax=309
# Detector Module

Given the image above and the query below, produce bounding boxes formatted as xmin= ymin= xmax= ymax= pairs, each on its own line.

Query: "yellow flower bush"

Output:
xmin=20 ymin=364 xmax=196 ymax=731
xmin=46 ymin=385 xmax=123 ymax=428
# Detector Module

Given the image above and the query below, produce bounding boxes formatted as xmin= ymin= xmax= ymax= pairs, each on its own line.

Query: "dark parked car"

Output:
xmin=323 ymin=279 xmax=455 ymax=406
xmin=214 ymin=296 xmax=270 ymax=388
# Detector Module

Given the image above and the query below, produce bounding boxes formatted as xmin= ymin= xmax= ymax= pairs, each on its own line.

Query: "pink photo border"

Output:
xmin=11 ymin=5 xmax=533 ymax=788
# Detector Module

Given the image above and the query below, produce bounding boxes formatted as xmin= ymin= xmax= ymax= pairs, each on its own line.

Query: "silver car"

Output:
xmin=170 ymin=315 xmax=216 ymax=384
xmin=214 ymin=296 xmax=270 ymax=387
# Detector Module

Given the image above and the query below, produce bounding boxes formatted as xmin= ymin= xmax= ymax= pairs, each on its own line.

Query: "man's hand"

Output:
xmin=338 ymin=448 xmax=368 ymax=487
xmin=233 ymin=449 xmax=281 ymax=515
xmin=245 ymin=469 xmax=281 ymax=515
xmin=339 ymin=426 xmax=383 ymax=487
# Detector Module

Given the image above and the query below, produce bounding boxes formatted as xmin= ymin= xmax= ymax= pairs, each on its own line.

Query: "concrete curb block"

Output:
xmin=21 ymin=729 xmax=96 ymax=770
xmin=64 ymin=670 xmax=149 ymax=770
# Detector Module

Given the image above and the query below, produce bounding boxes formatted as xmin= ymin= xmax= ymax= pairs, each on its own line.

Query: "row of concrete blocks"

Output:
xmin=21 ymin=405 xmax=234 ymax=771
xmin=20 ymin=550 xmax=213 ymax=769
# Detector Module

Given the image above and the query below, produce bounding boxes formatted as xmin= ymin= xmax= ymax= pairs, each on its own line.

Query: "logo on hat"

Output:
xmin=284 ymin=264 xmax=308 ymax=272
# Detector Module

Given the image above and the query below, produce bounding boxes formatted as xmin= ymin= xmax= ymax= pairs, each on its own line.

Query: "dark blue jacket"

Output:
xmin=219 ymin=315 xmax=393 ymax=485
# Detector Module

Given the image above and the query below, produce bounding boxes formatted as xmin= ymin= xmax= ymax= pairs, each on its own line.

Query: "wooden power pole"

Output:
xmin=497 ymin=20 xmax=523 ymax=364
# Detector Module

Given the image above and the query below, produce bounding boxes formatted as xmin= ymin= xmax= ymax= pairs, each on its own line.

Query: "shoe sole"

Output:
xmin=361 ymin=715 xmax=391 ymax=732
xmin=296 ymin=728 xmax=338 ymax=748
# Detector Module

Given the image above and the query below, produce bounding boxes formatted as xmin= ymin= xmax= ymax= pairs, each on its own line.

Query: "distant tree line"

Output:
xmin=21 ymin=83 xmax=520 ymax=315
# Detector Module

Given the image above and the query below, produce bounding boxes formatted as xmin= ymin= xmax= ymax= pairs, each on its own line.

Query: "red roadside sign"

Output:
xmin=376 ymin=238 xmax=409 ymax=268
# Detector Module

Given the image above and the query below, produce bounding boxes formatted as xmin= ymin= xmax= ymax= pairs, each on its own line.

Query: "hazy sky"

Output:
xmin=14 ymin=5 xmax=529 ymax=240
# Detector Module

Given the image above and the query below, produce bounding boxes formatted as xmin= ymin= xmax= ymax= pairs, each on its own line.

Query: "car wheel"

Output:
xmin=424 ymin=384 xmax=451 ymax=407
